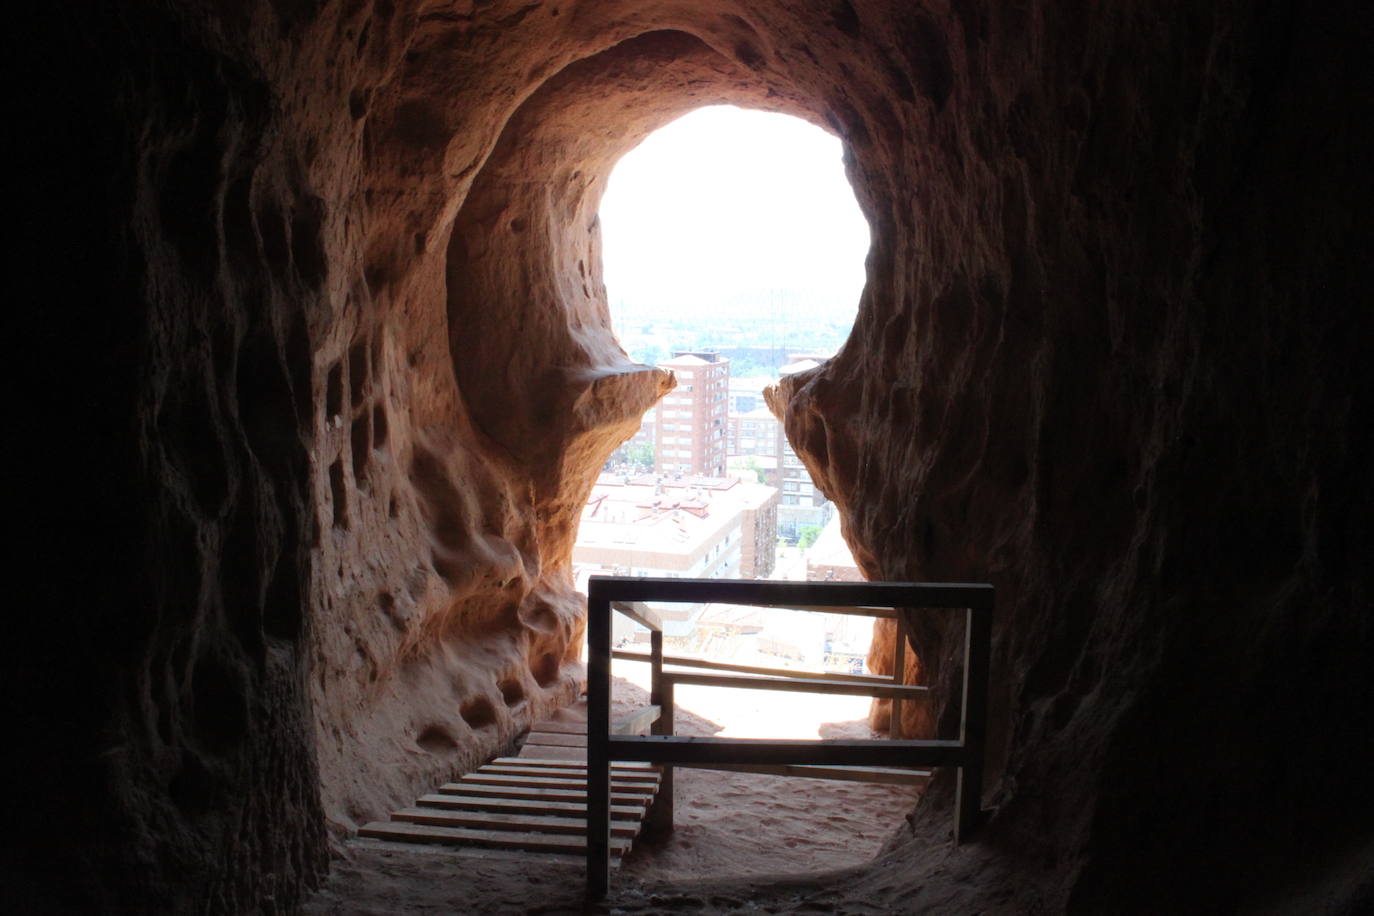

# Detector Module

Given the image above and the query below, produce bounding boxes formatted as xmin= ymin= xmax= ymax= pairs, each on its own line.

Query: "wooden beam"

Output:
xmin=890 ymin=609 xmax=907 ymax=736
xmin=643 ymin=676 xmax=674 ymax=838
xmin=757 ymin=603 xmax=897 ymax=618
xmin=610 ymin=600 xmax=663 ymax=631
xmin=611 ymin=704 xmax=661 ymax=736
xmin=614 ymin=650 xmax=895 ymax=685
xmin=606 ymin=735 xmax=968 ymax=767
xmin=585 ymin=583 xmax=613 ymax=898
xmin=664 ymin=670 xmax=928 ymax=699
xmin=590 ymin=576 xmax=993 ymax=611
xmin=676 ymin=762 xmax=931 ymax=785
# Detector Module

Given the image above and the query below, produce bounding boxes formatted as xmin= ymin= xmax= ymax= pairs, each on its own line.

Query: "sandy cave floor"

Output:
xmin=305 ymin=669 xmax=923 ymax=915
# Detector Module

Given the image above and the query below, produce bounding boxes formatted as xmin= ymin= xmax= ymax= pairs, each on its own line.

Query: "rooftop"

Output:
xmin=806 ymin=513 xmax=860 ymax=576
xmin=574 ymin=475 xmax=777 ymax=567
xmin=779 ymin=358 xmax=823 ymax=375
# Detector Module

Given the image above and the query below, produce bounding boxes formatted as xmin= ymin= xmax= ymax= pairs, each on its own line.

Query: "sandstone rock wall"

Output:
xmin=10 ymin=1 xmax=1370 ymax=913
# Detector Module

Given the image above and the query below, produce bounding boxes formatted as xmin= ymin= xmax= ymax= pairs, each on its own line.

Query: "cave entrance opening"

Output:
xmin=565 ymin=105 xmax=910 ymax=882
xmin=596 ymin=104 xmax=870 ymax=539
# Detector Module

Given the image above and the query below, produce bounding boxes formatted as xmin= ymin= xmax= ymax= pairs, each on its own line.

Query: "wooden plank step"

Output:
xmin=513 ymin=747 xmax=582 ymax=758
xmin=493 ymin=757 xmax=656 ymax=771
xmin=455 ymin=772 xmax=656 ymax=794
xmin=481 ymin=763 xmax=660 ymax=783
xmin=437 ymin=782 xmax=651 ymax=806
xmin=523 ymin=731 xmax=587 ymax=747
xmin=358 ymin=820 xmax=632 ymax=856
xmin=393 ymin=807 xmax=641 ymax=838
xmin=523 ymin=719 xmax=587 ymax=735
xmin=416 ymin=793 xmax=643 ymax=819
xmin=517 ymin=745 xmax=586 ymax=761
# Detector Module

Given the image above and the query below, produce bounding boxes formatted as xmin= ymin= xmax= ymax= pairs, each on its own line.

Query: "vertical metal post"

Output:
xmin=955 ymin=597 xmax=992 ymax=843
xmin=585 ymin=582 xmax=611 ymax=898
xmin=889 ymin=610 xmax=907 ymax=737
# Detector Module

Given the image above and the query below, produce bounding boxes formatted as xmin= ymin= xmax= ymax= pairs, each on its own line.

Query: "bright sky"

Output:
xmin=598 ymin=105 xmax=871 ymax=319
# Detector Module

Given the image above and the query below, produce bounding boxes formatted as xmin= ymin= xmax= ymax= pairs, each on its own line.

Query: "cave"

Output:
xmin=9 ymin=2 xmax=1372 ymax=913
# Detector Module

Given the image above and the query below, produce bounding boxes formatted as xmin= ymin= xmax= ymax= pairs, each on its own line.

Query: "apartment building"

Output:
xmin=655 ymin=351 xmax=730 ymax=477
xmin=572 ymin=473 xmax=778 ymax=580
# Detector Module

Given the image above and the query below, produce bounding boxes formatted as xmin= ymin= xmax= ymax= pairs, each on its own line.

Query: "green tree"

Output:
xmin=798 ymin=525 xmax=822 ymax=549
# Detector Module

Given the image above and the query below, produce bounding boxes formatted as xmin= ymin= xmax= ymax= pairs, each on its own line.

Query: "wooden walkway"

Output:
xmin=357 ymin=695 xmax=929 ymax=865
xmin=357 ymin=704 xmax=662 ymax=865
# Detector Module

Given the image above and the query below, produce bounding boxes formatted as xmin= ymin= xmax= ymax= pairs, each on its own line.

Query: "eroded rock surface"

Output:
xmin=11 ymin=1 xmax=1371 ymax=914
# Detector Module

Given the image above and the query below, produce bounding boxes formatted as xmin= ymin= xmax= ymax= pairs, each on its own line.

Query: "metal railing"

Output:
xmin=585 ymin=576 xmax=993 ymax=898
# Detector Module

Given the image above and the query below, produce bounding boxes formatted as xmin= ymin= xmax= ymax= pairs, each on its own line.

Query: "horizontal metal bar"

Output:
xmin=589 ymin=576 xmax=992 ymax=612
xmin=610 ymin=704 xmax=661 ymax=736
xmin=612 ymin=650 xmax=893 ymax=685
xmin=756 ymin=603 xmax=897 ymax=618
xmin=605 ymin=735 xmax=970 ymax=767
xmin=610 ymin=600 xmax=662 ymax=631
xmin=678 ymin=762 xmax=932 ymax=785
xmin=665 ymin=670 xmax=928 ymax=699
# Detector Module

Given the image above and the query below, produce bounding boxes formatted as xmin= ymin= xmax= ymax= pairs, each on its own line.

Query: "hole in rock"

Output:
xmin=530 ymin=652 xmax=560 ymax=688
xmin=415 ymin=725 xmax=458 ymax=753
xmin=459 ymin=696 xmax=498 ymax=729
xmin=350 ymin=412 xmax=370 ymax=483
xmin=348 ymin=338 xmax=369 ymax=407
xmin=325 ymin=363 xmax=343 ymax=418
xmin=371 ymin=404 xmax=388 ymax=449
xmin=497 ymin=677 xmax=526 ymax=707
xmin=328 ymin=459 xmax=348 ymax=529
xmin=191 ymin=649 xmax=248 ymax=754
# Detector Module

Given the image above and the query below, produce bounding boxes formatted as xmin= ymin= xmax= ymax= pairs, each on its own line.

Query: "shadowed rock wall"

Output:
xmin=9 ymin=1 xmax=1370 ymax=913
